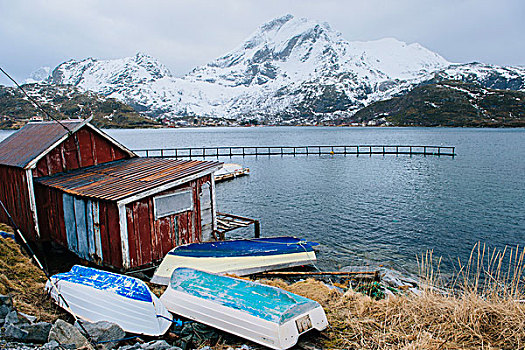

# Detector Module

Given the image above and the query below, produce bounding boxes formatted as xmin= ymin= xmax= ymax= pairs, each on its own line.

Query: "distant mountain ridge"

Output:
xmin=0 ymin=83 xmax=160 ymax=129
xmin=28 ymin=14 xmax=525 ymax=125
xmin=354 ymin=80 xmax=525 ymax=127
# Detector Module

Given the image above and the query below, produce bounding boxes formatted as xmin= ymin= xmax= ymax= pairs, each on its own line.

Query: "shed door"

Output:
xmin=62 ymin=194 xmax=103 ymax=262
xmin=200 ymin=182 xmax=213 ymax=241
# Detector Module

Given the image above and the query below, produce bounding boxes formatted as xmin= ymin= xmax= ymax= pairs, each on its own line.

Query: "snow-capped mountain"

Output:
xmin=25 ymin=66 xmax=51 ymax=84
xmin=431 ymin=62 xmax=525 ymax=91
xmin=45 ymin=14 xmax=525 ymax=123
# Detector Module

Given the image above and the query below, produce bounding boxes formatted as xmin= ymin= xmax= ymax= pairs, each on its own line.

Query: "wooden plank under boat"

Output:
xmin=151 ymin=236 xmax=319 ymax=285
xmin=160 ymin=267 xmax=328 ymax=350
xmin=46 ymin=265 xmax=172 ymax=336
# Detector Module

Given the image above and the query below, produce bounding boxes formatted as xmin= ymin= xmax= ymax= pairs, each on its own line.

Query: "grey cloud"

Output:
xmin=0 ymin=0 xmax=523 ymax=86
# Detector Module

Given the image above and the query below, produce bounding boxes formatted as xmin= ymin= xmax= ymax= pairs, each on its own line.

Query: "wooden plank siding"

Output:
xmin=0 ymin=166 xmax=36 ymax=239
xmin=34 ymin=183 xmax=123 ymax=269
xmin=124 ymin=175 xmax=212 ymax=269
xmin=32 ymin=126 xmax=131 ymax=178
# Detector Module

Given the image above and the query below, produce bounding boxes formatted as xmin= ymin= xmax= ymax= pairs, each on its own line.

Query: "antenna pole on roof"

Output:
xmin=0 ymin=66 xmax=72 ymax=134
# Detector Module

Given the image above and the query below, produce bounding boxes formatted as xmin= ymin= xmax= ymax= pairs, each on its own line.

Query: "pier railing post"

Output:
xmin=254 ymin=220 xmax=260 ymax=238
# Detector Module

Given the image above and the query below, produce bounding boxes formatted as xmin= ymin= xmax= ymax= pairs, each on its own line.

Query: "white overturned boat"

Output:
xmin=151 ymin=236 xmax=319 ymax=285
xmin=214 ymin=163 xmax=249 ymax=182
xmin=46 ymin=265 xmax=172 ymax=336
xmin=160 ymin=268 xmax=328 ymax=350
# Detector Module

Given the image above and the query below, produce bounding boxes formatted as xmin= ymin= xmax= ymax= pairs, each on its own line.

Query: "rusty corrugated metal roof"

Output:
xmin=0 ymin=120 xmax=86 ymax=168
xmin=35 ymin=157 xmax=222 ymax=202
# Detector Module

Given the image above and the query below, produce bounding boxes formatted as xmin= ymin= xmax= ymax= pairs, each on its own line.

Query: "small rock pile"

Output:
xmin=0 ymin=293 xmax=186 ymax=350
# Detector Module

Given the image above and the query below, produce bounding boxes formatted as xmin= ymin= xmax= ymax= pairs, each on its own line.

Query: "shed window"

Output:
xmin=154 ymin=190 xmax=193 ymax=219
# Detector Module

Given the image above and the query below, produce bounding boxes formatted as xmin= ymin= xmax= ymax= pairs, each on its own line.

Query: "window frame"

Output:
xmin=153 ymin=188 xmax=194 ymax=219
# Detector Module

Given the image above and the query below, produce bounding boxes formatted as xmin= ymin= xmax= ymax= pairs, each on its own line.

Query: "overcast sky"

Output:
xmin=0 ymin=0 xmax=524 ymax=86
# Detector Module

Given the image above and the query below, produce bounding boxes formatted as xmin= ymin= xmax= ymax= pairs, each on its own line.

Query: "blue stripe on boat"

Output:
xmin=168 ymin=237 xmax=319 ymax=258
xmin=52 ymin=265 xmax=152 ymax=303
xmin=170 ymin=267 xmax=320 ymax=324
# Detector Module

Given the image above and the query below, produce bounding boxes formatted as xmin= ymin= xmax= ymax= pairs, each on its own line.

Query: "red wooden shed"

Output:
xmin=0 ymin=119 xmax=222 ymax=270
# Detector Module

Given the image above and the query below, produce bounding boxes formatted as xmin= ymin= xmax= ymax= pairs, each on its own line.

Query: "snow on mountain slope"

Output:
xmin=25 ymin=66 xmax=51 ymax=84
xmin=432 ymin=62 xmax=525 ymax=91
xmin=45 ymin=14 xmax=524 ymax=122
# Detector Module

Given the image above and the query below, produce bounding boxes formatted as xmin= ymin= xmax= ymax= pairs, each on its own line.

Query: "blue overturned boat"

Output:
xmin=46 ymin=265 xmax=172 ymax=336
xmin=151 ymin=236 xmax=319 ymax=285
xmin=160 ymin=268 xmax=329 ymax=350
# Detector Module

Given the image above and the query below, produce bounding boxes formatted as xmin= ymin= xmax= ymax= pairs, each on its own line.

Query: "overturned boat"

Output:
xmin=214 ymin=163 xmax=249 ymax=182
xmin=46 ymin=265 xmax=172 ymax=336
xmin=151 ymin=236 xmax=319 ymax=285
xmin=160 ymin=268 xmax=328 ymax=350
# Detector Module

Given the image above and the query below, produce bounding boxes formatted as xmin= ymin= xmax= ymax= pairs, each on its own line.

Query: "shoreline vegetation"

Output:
xmin=0 ymin=222 xmax=523 ymax=349
xmin=1 ymin=81 xmax=524 ymax=130
xmin=2 ymin=121 xmax=525 ymax=131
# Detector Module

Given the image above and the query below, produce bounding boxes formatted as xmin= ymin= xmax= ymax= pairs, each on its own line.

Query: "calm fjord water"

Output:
xmin=2 ymin=127 xmax=523 ymax=274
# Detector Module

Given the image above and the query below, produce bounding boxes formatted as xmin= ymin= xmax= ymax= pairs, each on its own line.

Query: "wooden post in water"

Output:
xmin=254 ymin=220 xmax=260 ymax=238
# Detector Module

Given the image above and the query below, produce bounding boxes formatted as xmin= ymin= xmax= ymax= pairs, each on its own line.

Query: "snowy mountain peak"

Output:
xmin=35 ymin=14 xmax=525 ymax=123
xmin=25 ymin=66 xmax=51 ymax=84
xmin=132 ymin=52 xmax=172 ymax=78
xmin=49 ymin=52 xmax=172 ymax=94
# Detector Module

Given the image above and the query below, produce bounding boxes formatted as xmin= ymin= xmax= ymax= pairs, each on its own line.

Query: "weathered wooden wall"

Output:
xmin=125 ymin=175 xmax=212 ymax=268
xmin=0 ymin=166 xmax=36 ymax=239
xmin=33 ymin=126 xmax=131 ymax=178
xmin=34 ymin=184 xmax=123 ymax=269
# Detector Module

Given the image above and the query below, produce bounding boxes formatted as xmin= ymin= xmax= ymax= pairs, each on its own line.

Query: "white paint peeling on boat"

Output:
xmin=46 ymin=265 xmax=172 ymax=336
xmin=152 ymin=251 xmax=317 ymax=285
xmin=151 ymin=237 xmax=319 ymax=286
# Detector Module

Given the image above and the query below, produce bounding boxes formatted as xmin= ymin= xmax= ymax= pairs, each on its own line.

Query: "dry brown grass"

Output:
xmin=1 ymin=228 xmax=523 ymax=349
xmin=0 ymin=235 xmax=66 ymax=322
xmin=264 ymin=244 xmax=525 ymax=349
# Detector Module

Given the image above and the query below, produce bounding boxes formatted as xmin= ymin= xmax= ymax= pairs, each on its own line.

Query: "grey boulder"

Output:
xmin=48 ymin=319 xmax=91 ymax=349
xmin=141 ymin=340 xmax=181 ymax=350
xmin=4 ymin=310 xmax=19 ymax=326
xmin=20 ymin=321 xmax=53 ymax=343
xmin=3 ymin=323 xmax=29 ymax=341
xmin=75 ymin=320 xmax=125 ymax=349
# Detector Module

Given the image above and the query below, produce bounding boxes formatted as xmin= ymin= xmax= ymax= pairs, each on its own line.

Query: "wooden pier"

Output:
xmin=216 ymin=212 xmax=260 ymax=240
xmin=133 ymin=145 xmax=456 ymax=158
